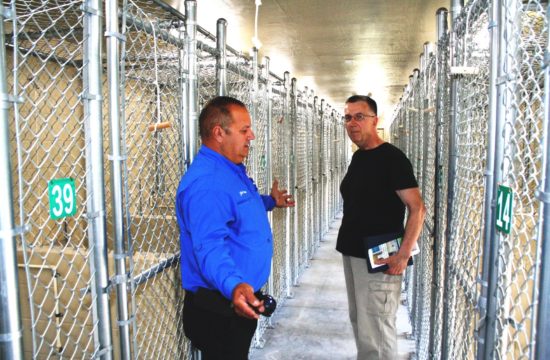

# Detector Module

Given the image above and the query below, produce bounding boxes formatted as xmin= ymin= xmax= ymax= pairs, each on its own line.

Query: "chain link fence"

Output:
xmin=0 ymin=0 xmax=345 ymax=358
xmin=390 ymin=1 xmax=548 ymax=359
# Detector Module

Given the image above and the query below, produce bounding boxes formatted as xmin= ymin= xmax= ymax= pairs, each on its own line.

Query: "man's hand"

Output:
xmin=271 ymin=179 xmax=295 ymax=208
xmin=375 ymin=251 xmax=410 ymax=275
xmin=231 ymin=283 xmax=263 ymax=319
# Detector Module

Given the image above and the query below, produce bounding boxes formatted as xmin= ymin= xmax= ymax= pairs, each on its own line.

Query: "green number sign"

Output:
xmin=48 ymin=178 xmax=77 ymax=220
xmin=496 ymin=185 xmax=513 ymax=234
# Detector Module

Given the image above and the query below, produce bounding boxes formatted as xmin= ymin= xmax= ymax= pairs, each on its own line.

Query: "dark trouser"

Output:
xmin=183 ymin=290 xmax=258 ymax=360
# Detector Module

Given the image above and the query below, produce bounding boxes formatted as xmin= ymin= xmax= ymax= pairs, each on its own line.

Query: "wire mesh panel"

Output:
xmin=267 ymin=81 xmax=290 ymax=302
xmin=306 ymin=96 xmax=316 ymax=258
xmin=330 ymin=113 xmax=337 ymax=221
xmin=492 ymin=1 xmax=547 ymax=358
xmin=320 ymin=108 xmax=330 ymax=235
xmin=226 ymin=51 xmax=255 ymax=169
xmin=335 ymin=114 xmax=346 ymax=214
xmin=430 ymin=32 xmax=451 ymax=360
xmin=329 ymin=113 xmax=339 ymax=219
xmin=414 ymin=53 xmax=438 ymax=360
xmin=226 ymin=53 xmax=253 ymax=108
xmin=311 ymin=101 xmax=322 ymax=247
xmin=295 ymin=98 xmax=308 ymax=270
xmin=391 ymin=105 xmax=418 ymax=315
xmin=121 ymin=1 xmax=188 ymax=357
xmin=253 ymin=74 xmax=270 ymax=195
xmin=251 ymin=70 xmax=271 ymax=342
xmin=408 ymin=71 xmax=423 ymax=339
xmin=5 ymin=0 xmax=108 ymax=357
xmin=446 ymin=3 xmax=491 ymax=358
xmin=196 ymin=29 xmax=217 ymax=109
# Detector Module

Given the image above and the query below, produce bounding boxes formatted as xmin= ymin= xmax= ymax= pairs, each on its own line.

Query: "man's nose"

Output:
xmin=249 ymin=130 xmax=256 ymax=140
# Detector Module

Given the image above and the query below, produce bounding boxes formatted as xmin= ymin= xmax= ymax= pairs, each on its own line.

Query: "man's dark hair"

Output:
xmin=345 ymin=95 xmax=378 ymax=115
xmin=199 ymin=96 xmax=247 ymax=138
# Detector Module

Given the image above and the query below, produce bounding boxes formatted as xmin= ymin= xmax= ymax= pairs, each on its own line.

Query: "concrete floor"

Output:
xmin=250 ymin=216 xmax=416 ymax=360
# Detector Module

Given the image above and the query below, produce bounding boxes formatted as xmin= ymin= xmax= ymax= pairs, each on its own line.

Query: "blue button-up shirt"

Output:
xmin=176 ymin=145 xmax=275 ymax=299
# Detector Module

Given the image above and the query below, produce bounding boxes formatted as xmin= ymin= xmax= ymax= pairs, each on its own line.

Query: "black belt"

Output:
xmin=186 ymin=288 xmax=263 ymax=317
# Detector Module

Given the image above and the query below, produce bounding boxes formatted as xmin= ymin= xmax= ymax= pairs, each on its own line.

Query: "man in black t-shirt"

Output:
xmin=337 ymin=95 xmax=425 ymax=359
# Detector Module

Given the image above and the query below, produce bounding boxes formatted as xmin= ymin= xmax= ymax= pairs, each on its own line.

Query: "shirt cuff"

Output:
xmin=222 ymin=276 xmax=243 ymax=300
xmin=261 ymin=195 xmax=276 ymax=211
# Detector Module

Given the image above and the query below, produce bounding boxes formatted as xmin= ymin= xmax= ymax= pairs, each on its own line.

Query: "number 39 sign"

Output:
xmin=48 ymin=178 xmax=77 ymax=220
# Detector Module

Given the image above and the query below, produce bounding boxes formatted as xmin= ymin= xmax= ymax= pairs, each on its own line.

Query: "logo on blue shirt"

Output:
xmin=239 ymin=190 xmax=247 ymax=196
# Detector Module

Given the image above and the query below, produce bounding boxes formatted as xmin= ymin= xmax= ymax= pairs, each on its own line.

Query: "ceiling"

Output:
xmin=164 ymin=0 xmax=448 ymax=126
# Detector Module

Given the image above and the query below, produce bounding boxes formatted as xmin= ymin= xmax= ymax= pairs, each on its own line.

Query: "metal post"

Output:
xmin=303 ymin=86 xmax=309 ymax=263
xmin=418 ymin=42 xmax=432 ymax=349
xmin=410 ymin=68 xmax=420 ymax=336
xmin=329 ymin=108 xmax=335 ymax=218
xmin=441 ymin=1 xmax=463 ymax=359
xmin=182 ymin=19 xmax=191 ymax=175
xmin=290 ymin=77 xmax=299 ymax=284
xmin=264 ymin=57 xmax=273 ymax=282
xmin=216 ymin=18 xmax=227 ymax=96
xmin=185 ymin=3 xmax=199 ymax=358
xmin=407 ymin=76 xmax=413 ymax=159
xmin=476 ymin=0 xmax=502 ymax=358
xmin=105 ymin=0 xmax=132 ymax=358
xmin=283 ymin=71 xmax=292 ymax=297
xmin=332 ymin=109 xmax=336 ymax=217
xmin=0 ymin=3 xmax=24 ymax=359
xmin=412 ymin=68 xmax=421 ymax=185
xmin=309 ymin=90 xmax=315 ymax=252
xmin=83 ymin=0 xmax=113 ymax=358
xmin=421 ymin=42 xmax=432 ymax=199
xmin=185 ymin=0 xmax=198 ymax=160
xmin=251 ymin=47 xmax=259 ymax=179
xmin=482 ymin=0 xmax=515 ymax=357
xmin=429 ymin=7 xmax=448 ymax=359
xmin=319 ymin=98 xmax=326 ymax=236
xmin=265 ymin=57 xmax=272 ymax=193
xmin=535 ymin=6 xmax=550 ymax=359
xmin=314 ymin=95 xmax=321 ymax=243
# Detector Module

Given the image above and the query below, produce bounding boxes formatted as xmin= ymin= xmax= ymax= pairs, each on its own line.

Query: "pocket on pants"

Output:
xmin=366 ymin=280 xmax=401 ymax=316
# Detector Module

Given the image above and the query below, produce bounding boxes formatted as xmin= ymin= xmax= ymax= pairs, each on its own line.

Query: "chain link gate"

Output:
xmin=117 ymin=1 xmax=189 ymax=358
xmin=490 ymin=1 xmax=546 ymax=358
xmin=5 ymin=0 xmax=112 ymax=357
xmin=390 ymin=0 xmax=548 ymax=359
xmin=1 ymin=0 xmax=345 ymax=358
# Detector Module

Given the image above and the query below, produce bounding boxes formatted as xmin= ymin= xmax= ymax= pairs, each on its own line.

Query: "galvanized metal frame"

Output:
xmin=391 ymin=1 xmax=548 ymax=359
xmin=0 ymin=2 xmax=24 ymax=359
xmin=535 ymin=5 xmax=550 ymax=358
xmin=1 ymin=0 xmax=345 ymax=358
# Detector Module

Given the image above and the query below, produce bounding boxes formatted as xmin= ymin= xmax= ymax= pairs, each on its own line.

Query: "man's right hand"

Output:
xmin=231 ymin=283 xmax=263 ymax=319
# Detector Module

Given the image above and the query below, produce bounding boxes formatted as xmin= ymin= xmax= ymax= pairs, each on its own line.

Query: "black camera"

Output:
xmin=255 ymin=292 xmax=277 ymax=317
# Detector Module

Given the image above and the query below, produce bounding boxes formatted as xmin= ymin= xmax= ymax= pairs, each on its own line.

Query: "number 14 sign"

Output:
xmin=496 ymin=184 xmax=513 ymax=234
xmin=48 ymin=178 xmax=77 ymax=220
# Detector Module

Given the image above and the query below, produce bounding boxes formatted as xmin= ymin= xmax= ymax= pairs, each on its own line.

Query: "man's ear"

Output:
xmin=212 ymin=125 xmax=225 ymax=143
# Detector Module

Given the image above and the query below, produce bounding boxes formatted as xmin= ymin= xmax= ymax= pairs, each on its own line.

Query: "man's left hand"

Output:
xmin=232 ymin=283 xmax=262 ymax=319
xmin=271 ymin=179 xmax=295 ymax=208
xmin=375 ymin=252 xmax=409 ymax=275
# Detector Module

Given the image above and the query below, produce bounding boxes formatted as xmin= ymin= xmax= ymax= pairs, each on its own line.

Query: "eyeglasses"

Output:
xmin=344 ymin=113 xmax=376 ymax=122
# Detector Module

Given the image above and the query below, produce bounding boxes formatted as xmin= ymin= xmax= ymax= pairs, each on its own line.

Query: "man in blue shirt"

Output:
xmin=176 ymin=96 xmax=294 ymax=359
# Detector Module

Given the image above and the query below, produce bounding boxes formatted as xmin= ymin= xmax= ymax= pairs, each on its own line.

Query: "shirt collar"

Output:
xmin=199 ymin=145 xmax=247 ymax=174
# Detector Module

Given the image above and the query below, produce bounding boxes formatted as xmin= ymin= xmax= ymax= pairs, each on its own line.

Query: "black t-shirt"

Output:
xmin=336 ymin=142 xmax=418 ymax=258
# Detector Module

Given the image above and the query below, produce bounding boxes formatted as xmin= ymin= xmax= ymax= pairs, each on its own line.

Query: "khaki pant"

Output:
xmin=343 ymin=255 xmax=402 ymax=360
